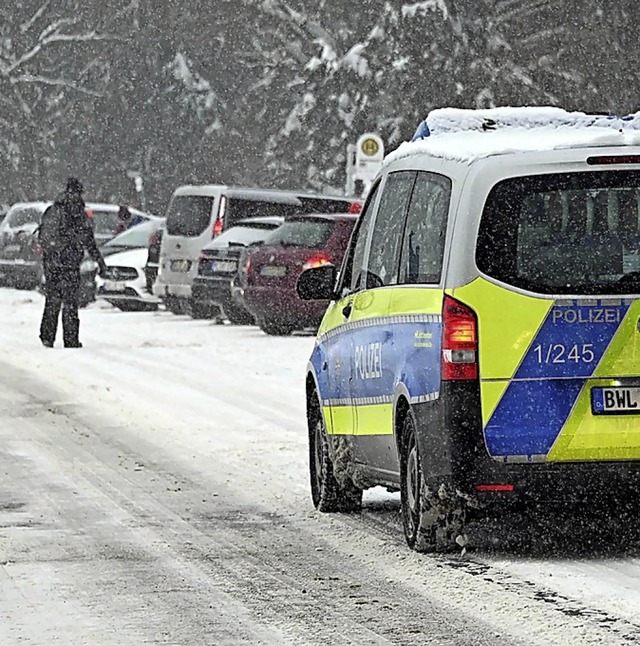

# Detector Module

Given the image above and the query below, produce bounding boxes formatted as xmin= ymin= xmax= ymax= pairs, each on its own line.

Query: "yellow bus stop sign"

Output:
xmin=361 ymin=137 xmax=380 ymax=157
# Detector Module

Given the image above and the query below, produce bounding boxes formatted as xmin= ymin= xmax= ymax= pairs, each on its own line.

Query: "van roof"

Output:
xmin=172 ymin=184 xmax=351 ymax=204
xmin=385 ymin=107 xmax=640 ymax=167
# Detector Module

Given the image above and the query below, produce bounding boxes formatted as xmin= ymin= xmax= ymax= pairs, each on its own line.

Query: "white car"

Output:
xmin=95 ymin=247 xmax=160 ymax=311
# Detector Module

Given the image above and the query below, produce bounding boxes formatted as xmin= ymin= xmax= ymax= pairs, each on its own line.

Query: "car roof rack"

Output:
xmin=412 ymin=107 xmax=640 ymax=141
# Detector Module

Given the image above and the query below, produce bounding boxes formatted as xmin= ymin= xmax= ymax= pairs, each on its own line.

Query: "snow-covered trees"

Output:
xmin=1 ymin=1 xmax=638 ymax=210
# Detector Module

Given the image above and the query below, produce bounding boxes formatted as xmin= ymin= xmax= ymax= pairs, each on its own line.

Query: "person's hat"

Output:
xmin=66 ymin=177 xmax=84 ymax=194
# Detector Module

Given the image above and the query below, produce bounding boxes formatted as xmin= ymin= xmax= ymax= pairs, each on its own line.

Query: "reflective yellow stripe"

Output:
xmin=453 ymin=277 xmax=553 ymax=381
xmin=547 ymin=377 xmax=640 ymax=461
xmin=388 ymin=287 xmax=444 ymax=316
xmin=594 ymin=300 xmax=640 ymax=378
xmin=548 ymin=299 xmax=640 ymax=462
xmin=480 ymin=380 xmax=510 ymax=427
xmin=354 ymin=403 xmax=394 ymax=436
xmin=326 ymin=404 xmax=394 ymax=436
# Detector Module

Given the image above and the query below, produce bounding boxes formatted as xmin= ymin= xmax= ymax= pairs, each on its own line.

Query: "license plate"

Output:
xmin=211 ymin=260 xmax=237 ymax=273
xmin=171 ymin=260 xmax=191 ymax=272
xmin=591 ymin=387 xmax=640 ymax=415
xmin=260 ymin=265 xmax=287 ymax=278
xmin=104 ymin=280 xmax=126 ymax=292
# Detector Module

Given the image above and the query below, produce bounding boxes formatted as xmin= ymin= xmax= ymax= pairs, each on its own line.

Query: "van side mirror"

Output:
xmin=296 ymin=264 xmax=337 ymax=301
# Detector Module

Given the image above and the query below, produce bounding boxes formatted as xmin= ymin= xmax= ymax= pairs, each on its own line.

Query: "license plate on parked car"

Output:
xmin=211 ymin=260 xmax=237 ymax=273
xmin=260 ymin=265 xmax=287 ymax=278
xmin=104 ymin=280 xmax=126 ymax=292
xmin=171 ymin=259 xmax=191 ymax=272
xmin=591 ymin=387 xmax=640 ymax=414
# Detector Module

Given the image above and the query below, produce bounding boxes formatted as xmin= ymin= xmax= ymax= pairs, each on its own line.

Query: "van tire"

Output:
xmin=225 ymin=304 xmax=254 ymax=326
xmin=309 ymin=400 xmax=362 ymax=513
xmin=190 ymin=301 xmax=217 ymax=320
xmin=400 ymin=413 xmax=466 ymax=553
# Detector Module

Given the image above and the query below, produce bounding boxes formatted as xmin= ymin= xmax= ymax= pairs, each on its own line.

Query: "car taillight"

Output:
xmin=212 ymin=218 xmax=223 ymax=238
xmin=148 ymin=231 xmax=158 ymax=247
xmin=349 ymin=201 xmax=363 ymax=214
xmin=302 ymin=253 xmax=331 ymax=271
xmin=32 ymin=240 xmax=42 ymax=256
xmin=442 ymin=295 xmax=478 ymax=381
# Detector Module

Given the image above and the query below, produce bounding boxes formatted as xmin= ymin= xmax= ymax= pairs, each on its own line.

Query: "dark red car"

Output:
xmin=240 ymin=213 xmax=357 ymax=335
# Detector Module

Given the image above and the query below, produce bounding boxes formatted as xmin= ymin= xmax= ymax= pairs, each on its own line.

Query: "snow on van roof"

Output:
xmin=385 ymin=107 xmax=640 ymax=166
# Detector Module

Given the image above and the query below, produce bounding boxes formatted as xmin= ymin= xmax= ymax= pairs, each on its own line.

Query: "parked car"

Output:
xmin=240 ymin=213 xmax=358 ymax=335
xmin=155 ymin=184 xmax=358 ymax=316
xmin=85 ymin=204 xmax=160 ymax=246
xmin=95 ymin=246 xmax=160 ymax=312
xmin=1 ymin=201 xmax=159 ymax=290
xmin=78 ymin=218 xmax=165 ymax=307
xmin=191 ymin=216 xmax=284 ymax=322
xmin=0 ymin=202 xmax=49 ymax=288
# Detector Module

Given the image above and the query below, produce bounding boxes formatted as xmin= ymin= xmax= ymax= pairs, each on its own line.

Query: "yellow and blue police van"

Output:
xmin=296 ymin=107 xmax=640 ymax=552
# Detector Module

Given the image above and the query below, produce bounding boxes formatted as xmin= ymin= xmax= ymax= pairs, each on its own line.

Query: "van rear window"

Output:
xmin=264 ymin=219 xmax=333 ymax=249
xmin=476 ymin=171 xmax=640 ymax=295
xmin=166 ymin=196 xmax=215 ymax=237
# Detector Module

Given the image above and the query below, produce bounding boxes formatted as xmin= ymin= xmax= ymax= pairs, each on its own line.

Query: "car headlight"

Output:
xmin=80 ymin=259 xmax=98 ymax=273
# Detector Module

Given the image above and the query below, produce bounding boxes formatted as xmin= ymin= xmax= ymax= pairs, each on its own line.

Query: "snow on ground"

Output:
xmin=2 ymin=288 xmax=640 ymax=643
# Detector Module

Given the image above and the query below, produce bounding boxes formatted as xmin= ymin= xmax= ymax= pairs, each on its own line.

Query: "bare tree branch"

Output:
xmin=14 ymin=73 xmax=105 ymax=97
xmin=21 ymin=1 xmax=52 ymax=34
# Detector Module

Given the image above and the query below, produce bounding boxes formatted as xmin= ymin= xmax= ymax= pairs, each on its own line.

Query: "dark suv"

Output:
xmin=240 ymin=213 xmax=357 ymax=335
xmin=191 ymin=217 xmax=283 ymax=322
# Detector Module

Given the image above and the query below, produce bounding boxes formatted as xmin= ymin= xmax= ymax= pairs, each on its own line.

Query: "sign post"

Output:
xmin=345 ymin=133 xmax=384 ymax=197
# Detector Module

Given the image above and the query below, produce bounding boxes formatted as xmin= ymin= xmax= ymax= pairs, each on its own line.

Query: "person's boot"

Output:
xmin=40 ymin=338 xmax=54 ymax=348
xmin=64 ymin=341 xmax=83 ymax=348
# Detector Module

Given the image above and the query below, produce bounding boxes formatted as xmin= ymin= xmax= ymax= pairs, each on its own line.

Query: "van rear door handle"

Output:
xmin=342 ymin=301 xmax=353 ymax=319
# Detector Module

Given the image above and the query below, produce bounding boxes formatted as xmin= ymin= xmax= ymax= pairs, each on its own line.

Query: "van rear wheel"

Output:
xmin=400 ymin=413 xmax=466 ymax=553
xmin=309 ymin=401 xmax=362 ymax=513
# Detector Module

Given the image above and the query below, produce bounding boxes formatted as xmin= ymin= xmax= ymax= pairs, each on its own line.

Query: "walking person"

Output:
xmin=38 ymin=178 xmax=107 ymax=348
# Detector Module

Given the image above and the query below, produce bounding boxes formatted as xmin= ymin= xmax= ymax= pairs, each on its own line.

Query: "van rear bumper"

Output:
xmin=414 ymin=382 xmax=640 ymax=503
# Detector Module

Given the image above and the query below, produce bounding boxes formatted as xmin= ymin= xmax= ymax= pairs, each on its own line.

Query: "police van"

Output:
xmin=297 ymin=107 xmax=640 ymax=552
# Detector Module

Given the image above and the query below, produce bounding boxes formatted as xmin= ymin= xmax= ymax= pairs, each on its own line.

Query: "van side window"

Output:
xmin=364 ymin=171 xmax=416 ymax=288
xmin=399 ymin=172 xmax=452 ymax=285
xmin=340 ymin=182 xmax=381 ymax=294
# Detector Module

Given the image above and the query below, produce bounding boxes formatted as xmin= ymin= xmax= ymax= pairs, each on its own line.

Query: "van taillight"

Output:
xmin=212 ymin=218 xmax=223 ymax=238
xmin=442 ymin=295 xmax=478 ymax=381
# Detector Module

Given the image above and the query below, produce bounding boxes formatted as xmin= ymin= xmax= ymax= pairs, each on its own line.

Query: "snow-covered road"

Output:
xmin=1 ymin=289 xmax=640 ymax=645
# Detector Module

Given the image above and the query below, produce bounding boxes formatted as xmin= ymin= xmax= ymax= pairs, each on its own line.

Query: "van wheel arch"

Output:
xmin=394 ymin=395 xmax=411 ymax=457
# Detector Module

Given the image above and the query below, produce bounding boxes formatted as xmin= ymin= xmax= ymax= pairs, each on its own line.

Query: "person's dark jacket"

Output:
xmin=43 ymin=193 xmax=105 ymax=272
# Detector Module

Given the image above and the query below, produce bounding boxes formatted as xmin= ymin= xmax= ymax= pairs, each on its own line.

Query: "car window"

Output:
xmin=210 ymin=223 xmax=280 ymax=247
xmin=477 ymin=170 xmax=640 ymax=295
xmin=340 ymin=181 xmax=381 ymax=294
xmin=364 ymin=171 xmax=416 ymax=289
xmin=225 ymin=198 xmax=300 ymax=228
xmin=166 ymin=195 xmax=215 ymax=237
xmin=263 ymin=219 xmax=333 ymax=249
xmin=9 ymin=207 xmax=43 ymax=227
xmin=296 ymin=197 xmax=353 ymax=213
xmin=104 ymin=220 xmax=159 ymax=249
xmin=399 ymin=172 xmax=451 ymax=284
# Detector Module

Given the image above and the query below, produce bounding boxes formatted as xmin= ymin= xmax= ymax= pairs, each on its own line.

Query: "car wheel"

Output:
xmin=400 ymin=412 xmax=467 ymax=553
xmin=166 ymin=297 xmax=184 ymax=315
xmin=224 ymin=304 xmax=254 ymax=326
xmin=309 ymin=397 xmax=362 ymax=513
xmin=190 ymin=300 xmax=218 ymax=320
xmin=260 ymin=318 xmax=294 ymax=336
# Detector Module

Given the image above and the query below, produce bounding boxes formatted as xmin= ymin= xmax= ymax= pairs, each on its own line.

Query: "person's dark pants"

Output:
xmin=39 ymin=264 xmax=81 ymax=347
